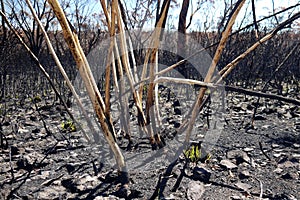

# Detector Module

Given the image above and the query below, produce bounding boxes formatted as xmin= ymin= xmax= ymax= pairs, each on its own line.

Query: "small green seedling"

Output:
xmin=61 ymin=120 xmax=76 ymax=132
xmin=184 ymin=141 xmax=211 ymax=164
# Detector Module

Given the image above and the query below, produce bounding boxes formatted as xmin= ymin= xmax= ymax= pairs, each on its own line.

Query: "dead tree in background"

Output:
xmin=177 ymin=0 xmax=189 ymax=78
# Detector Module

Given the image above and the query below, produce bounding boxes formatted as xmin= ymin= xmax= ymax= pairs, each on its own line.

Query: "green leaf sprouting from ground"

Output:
xmin=61 ymin=120 xmax=76 ymax=133
xmin=184 ymin=141 xmax=211 ymax=164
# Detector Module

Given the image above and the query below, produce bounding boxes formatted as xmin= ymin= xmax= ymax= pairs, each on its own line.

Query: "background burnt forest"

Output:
xmin=1 ymin=0 xmax=300 ymax=199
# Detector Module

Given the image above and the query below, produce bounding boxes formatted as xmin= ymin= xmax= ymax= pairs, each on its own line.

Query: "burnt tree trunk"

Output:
xmin=177 ymin=0 xmax=189 ymax=78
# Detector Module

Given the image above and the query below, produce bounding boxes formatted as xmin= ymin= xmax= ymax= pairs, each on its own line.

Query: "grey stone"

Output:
xmin=243 ymin=147 xmax=254 ymax=152
xmin=18 ymin=128 xmax=29 ymax=134
xmin=245 ymin=129 xmax=256 ymax=134
xmin=254 ymin=115 xmax=267 ymax=120
xmin=230 ymin=195 xmax=242 ymax=200
xmin=227 ymin=150 xmax=250 ymax=164
xmin=271 ymin=143 xmax=280 ymax=148
xmin=291 ymin=153 xmax=300 ymax=158
xmin=187 ymin=180 xmax=205 ymax=200
xmin=94 ymin=195 xmax=122 ymax=200
xmin=273 ymin=153 xmax=283 ymax=158
xmin=239 ymin=170 xmax=251 ymax=179
xmin=220 ymin=159 xmax=238 ymax=169
xmin=278 ymin=161 xmax=296 ymax=168
xmin=235 ymin=181 xmax=252 ymax=191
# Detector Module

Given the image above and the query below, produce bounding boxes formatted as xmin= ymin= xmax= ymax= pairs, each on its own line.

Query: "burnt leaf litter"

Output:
xmin=0 ymin=89 xmax=300 ymax=200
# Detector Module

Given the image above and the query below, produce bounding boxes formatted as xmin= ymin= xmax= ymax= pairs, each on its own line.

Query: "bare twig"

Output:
xmin=251 ymin=0 xmax=259 ymax=38
xmin=9 ymin=146 xmax=15 ymax=181
xmin=255 ymin=177 xmax=264 ymax=200
xmin=223 ymin=85 xmax=300 ymax=106
xmin=231 ymin=3 xmax=300 ymax=35
xmin=259 ymin=142 xmax=272 ymax=161
xmin=155 ymin=77 xmax=215 ymax=88
xmin=37 ymin=141 xmax=59 ymax=167
xmin=217 ymin=12 xmax=300 ymax=83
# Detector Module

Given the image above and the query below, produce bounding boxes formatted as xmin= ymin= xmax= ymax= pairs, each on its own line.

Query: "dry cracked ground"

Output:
xmin=0 ymin=92 xmax=300 ymax=200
